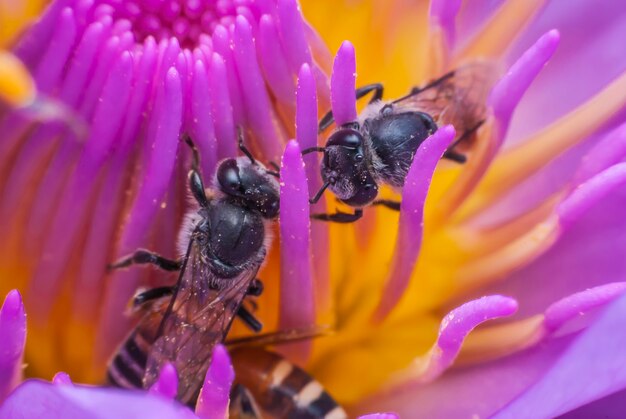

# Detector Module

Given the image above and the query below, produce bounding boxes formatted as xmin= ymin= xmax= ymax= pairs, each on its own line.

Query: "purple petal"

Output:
xmin=373 ymin=126 xmax=455 ymax=321
xmin=415 ymin=296 xmax=518 ymax=382
xmin=232 ymin=16 xmax=285 ymax=160
xmin=0 ymin=381 xmax=197 ymax=419
xmin=0 ymin=290 xmax=26 ymax=401
xmin=572 ymin=122 xmax=626 ymax=186
xmin=29 ymin=51 xmax=134 ymax=319
xmin=276 ymin=0 xmax=312 ymax=73
xmin=429 ymin=0 xmax=462 ymax=46
xmin=489 ymin=29 xmax=560 ymax=139
xmin=258 ymin=14 xmax=296 ymax=104
xmin=494 ymin=292 xmax=626 ymax=418
xmin=358 ymin=414 xmax=399 ymax=419
xmin=330 ymin=41 xmax=357 ymax=126
xmin=149 ymin=363 xmax=178 ymax=400
xmin=190 ymin=59 xmax=218 ymax=176
xmin=505 ymin=0 xmax=626 ymax=142
xmin=196 ymin=345 xmax=234 ymax=419
xmin=98 ymin=66 xmax=183 ymax=360
xmin=52 ymin=372 xmax=73 ymax=386
xmin=558 ymin=163 xmax=626 ymax=231
xmin=562 ymin=388 xmax=626 ymax=418
xmin=208 ymin=53 xmax=237 ymax=159
xmin=296 ymin=63 xmax=331 ymax=312
xmin=279 ymin=140 xmax=315 ymax=360
xmin=359 ymin=334 xmax=578 ymax=417
xmin=212 ymin=25 xmax=244 ymax=127
xmin=543 ymin=282 xmax=626 ymax=333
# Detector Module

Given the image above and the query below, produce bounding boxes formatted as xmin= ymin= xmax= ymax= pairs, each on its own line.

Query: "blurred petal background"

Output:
xmin=1 ymin=0 xmax=626 ymax=417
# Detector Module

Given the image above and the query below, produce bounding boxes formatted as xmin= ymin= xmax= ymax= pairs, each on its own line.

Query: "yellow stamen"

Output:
xmin=455 ymin=0 xmax=547 ymax=62
xmin=0 ymin=50 xmax=36 ymax=107
xmin=460 ymin=70 xmax=626 ymax=220
xmin=454 ymin=192 xmax=562 ymax=258
xmin=456 ymin=214 xmax=559 ymax=291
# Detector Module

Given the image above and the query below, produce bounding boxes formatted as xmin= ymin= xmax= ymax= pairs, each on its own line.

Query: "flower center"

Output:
xmin=103 ymin=0 xmax=247 ymax=48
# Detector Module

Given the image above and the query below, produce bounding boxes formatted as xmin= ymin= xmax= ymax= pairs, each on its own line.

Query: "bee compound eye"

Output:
xmin=217 ymin=159 xmax=242 ymax=195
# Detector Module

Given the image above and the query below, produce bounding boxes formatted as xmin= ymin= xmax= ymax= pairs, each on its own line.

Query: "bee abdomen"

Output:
xmin=231 ymin=348 xmax=347 ymax=419
xmin=107 ymin=330 xmax=152 ymax=389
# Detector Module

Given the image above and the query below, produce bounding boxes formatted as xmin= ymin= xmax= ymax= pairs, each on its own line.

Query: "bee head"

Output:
xmin=320 ymin=126 xmax=378 ymax=207
xmin=216 ymin=157 xmax=280 ymax=219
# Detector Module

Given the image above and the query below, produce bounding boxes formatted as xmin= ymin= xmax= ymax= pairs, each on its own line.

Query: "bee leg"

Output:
xmin=230 ymin=384 xmax=263 ymax=419
xmin=247 ymin=279 xmax=264 ymax=297
xmin=237 ymin=305 xmax=263 ymax=333
xmin=372 ymin=199 xmax=401 ymax=211
xmin=182 ymin=134 xmax=210 ymax=209
xmin=237 ymin=126 xmax=256 ymax=164
xmin=311 ymin=208 xmax=363 ymax=223
xmin=108 ymin=249 xmax=181 ymax=271
xmin=132 ymin=286 xmax=175 ymax=307
xmin=318 ymin=83 xmax=384 ymax=133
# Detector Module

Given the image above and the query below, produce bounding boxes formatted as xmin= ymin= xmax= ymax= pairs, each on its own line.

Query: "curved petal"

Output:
xmin=149 ymin=363 xmax=178 ymax=400
xmin=0 ymin=290 xmax=26 ymax=402
xmin=330 ymin=41 xmax=357 ymax=125
xmin=196 ymin=345 xmax=234 ymax=419
xmin=0 ymin=380 xmax=197 ymax=419
xmin=493 ymin=292 xmax=626 ymax=418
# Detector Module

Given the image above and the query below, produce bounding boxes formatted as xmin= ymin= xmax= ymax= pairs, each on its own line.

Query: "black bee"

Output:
xmin=106 ymin=132 xmax=347 ymax=418
xmin=305 ymin=61 xmax=497 ymax=223
xmin=107 ymin=131 xmax=279 ymax=403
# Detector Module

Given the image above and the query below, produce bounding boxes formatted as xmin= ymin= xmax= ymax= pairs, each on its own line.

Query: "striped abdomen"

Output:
xmin=107 ymin=326 xmax=156 ymax=389
xmin=230 ymin=347 xmax=347 ymax=419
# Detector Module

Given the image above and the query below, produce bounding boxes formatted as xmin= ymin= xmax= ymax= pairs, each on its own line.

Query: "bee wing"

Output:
xmin=144 ymin=236 xmax=258 ymax=403
xmin=394 ymin=61 xmax=499 ymax=138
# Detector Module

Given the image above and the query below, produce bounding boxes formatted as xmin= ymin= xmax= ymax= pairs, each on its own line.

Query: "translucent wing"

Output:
xmin=394 ymin=60 xmax=499 ymax=142
xmin=144 ymin=236 xmax=259 ymax=403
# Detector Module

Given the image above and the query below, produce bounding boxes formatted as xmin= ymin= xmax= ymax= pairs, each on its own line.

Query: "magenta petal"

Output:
xmin=374 ymin=125 xmax=455 ymax=321
xmin=149 ymin=363 xmax=178 ymax=400
xmin=0 ymin=290 xmax=26 ymax=402
xmin=258 ymin=14 xmax=295 ymax=104
xmin=558 ymin=163 xmax=626 ymax=231
xmin=572 ymin=122 xmax=626 ymax=186
xmin=276 ymin=0 xmax=312 ymax=73
xmin=208 ymin=53 xmax=237 ymax=159
xmin=429 ymin=0 xmax=462 ymax=46
xmin=330 ymin=41 xmax=357 ymax=126
xmin=296 ymin=63 xmax=321 ymax=196
xmin=233 ymin=16 xmax=284 ymax=160
xmin=543 ymin=282 xmax=626 ymax=333
xmin=494 ymin=292 xmax=626 ymax=418
xmin=98 ymin=67 xmax=183 ymax=358
xmin=489 ymin=29 xmax=560 ymax=139
xmin=52 ymin=372 xmax=73 ymax=386
xmin=358 ymin=414 xmax=399 ymax=419
xmin=0 ymin=381 xmax=197 ymax=419
xmin=421 ymin=295 xmax=518 ymax=381
xmin=196 ymin=345 xmax=234 ymax=419
xmin=279 ymin=141 xmax=315 ymax=336
xmin=190 ymin=59 xmax=218 ymax=176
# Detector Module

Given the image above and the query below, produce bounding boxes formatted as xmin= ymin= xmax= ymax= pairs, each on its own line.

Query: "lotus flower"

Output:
xmin=2 ymin=0 xmax=626 ymax=418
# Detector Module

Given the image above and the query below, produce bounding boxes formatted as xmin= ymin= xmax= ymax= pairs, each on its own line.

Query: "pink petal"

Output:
xmin=429 ymin=0 xmax=462 ymax=46
xmin=149 ymin=363 xmax=178 ymax=400
xmin=489 ymin=29 xmax=560 ymax=140
xmin=373 ymin=126 xmax=456 ymax=321
xmin=494 ymin=292 xmax=626 ymax=418
xmin=52 ymin=372 xmax=73 ymax=386
xmin=279 ymin=140 xmax=315 ymax=361
xmin=196 ymin=345 xmax=234 ymax=419
xmin=0 ymin=290 xmax=26 ymax=402
xmin=330 ymin=41 xmax=357 ymax=126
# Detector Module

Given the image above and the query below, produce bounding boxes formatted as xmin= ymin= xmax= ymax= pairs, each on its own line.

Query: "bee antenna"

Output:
xmin=309 ymin=180 xmax=331 ymax=204
xmin=301 ymin=146 xmax=326 ymax=155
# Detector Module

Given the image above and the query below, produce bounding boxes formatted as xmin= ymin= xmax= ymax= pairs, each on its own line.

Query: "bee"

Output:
xmin=229 ymin=346 xmax=347 ymax=419
xmin=107 ymin=131 xmax=280 ymax=403
xmin=305 ymin=61 xmax=498 ymax=223
xmin=107 ymin=132 xmax=347 ymax=418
